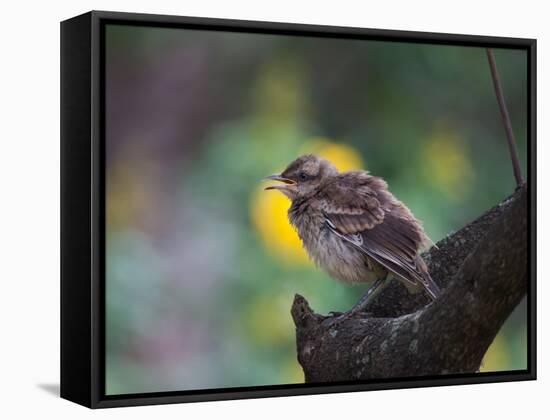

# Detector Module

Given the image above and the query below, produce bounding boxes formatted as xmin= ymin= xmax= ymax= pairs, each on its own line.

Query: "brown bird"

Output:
xmin=263 ymin=154 xmax=440 ymax=322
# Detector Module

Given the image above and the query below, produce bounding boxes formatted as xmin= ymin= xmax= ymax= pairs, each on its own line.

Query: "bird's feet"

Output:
xmin=324 ymin=308 xmax=368 ymax=327
xmin=327 ymin=311 xmax=353 ymax=327
xmin=324 ymin=278 xmax=388 ymax=327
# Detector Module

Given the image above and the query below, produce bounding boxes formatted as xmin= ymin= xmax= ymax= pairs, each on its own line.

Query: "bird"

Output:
xmin=263 ymin=154 xmax=441 ymax=323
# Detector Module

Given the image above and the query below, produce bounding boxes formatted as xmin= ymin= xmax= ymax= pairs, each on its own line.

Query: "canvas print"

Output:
xmin=104 ymin=23 xmax=528 ymax=395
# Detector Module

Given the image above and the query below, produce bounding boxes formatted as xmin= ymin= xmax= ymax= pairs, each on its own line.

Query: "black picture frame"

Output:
xmin=60 ymin=10 xmax=537 ymax=408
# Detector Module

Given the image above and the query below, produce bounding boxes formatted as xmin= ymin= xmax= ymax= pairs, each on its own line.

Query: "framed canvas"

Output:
xmin=60 ymin=10 xmax=536 ymax=408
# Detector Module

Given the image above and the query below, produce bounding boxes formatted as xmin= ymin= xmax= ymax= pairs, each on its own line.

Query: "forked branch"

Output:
xmin=291 ymin=185 xmax=527 ymax=381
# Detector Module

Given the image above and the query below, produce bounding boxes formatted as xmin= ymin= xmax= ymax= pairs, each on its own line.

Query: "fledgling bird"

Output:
xmin=263 ymin=154 xmax=441 ymax=322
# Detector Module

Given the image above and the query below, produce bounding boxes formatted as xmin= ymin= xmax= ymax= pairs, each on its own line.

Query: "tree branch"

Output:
xmin=486 ymin=48 xmax=525 ymax=186
xmin=291 ymin=185 xmax=527 ymax=381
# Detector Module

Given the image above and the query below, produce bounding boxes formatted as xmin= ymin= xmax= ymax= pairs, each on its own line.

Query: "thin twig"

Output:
xmin=486 ymin=48 xmax=525 ymax=186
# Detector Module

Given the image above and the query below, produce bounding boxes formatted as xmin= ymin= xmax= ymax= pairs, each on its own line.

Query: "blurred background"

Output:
xmin=105 ymin=24 xmax=528 ymax=395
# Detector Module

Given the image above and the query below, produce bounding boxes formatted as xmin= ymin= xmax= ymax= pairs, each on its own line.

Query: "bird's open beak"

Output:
xmin=262 ymin=174 xmax=296 ymax=191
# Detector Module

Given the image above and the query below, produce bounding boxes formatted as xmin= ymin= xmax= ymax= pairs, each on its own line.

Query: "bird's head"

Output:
xmin=263 ymin=154 xmax=338 ymax=200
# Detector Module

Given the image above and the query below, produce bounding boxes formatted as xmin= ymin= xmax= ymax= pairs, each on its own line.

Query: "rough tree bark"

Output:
xmin=291 ymin=184 xmax=527 ymax=381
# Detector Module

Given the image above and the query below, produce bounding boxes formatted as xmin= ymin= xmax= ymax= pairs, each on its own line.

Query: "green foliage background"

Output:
xmin=104 ymin=24 xmax=528 ymax=395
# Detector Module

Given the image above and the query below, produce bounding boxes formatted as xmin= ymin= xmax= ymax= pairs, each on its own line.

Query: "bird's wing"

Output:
xmin=317 ymin=172 xmax=386 ymax=233
xmin=320 ymin=173 xmax=435 ymax=292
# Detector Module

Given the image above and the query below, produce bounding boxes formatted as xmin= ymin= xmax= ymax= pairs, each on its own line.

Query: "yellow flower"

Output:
xmin=422 ymin=129 xmax=474 ymax=200
xmin=251 ymin=185 xmax=308 ymax=264
xmin=250 ymin=140 xmax=364 ymax=266
xmin=106 ymin=163 xmax=147 ymax=231
xmin=253 ymin=56 xmax=306 ymax=124
xmin=280 ymin=356 xmax=305 ymax=384
xmin=480 ymin=333 xmax=511 ymax=372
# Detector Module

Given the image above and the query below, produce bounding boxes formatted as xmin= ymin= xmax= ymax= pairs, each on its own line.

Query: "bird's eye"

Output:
xmin=299 ymin=172 xmax=308 ymax=181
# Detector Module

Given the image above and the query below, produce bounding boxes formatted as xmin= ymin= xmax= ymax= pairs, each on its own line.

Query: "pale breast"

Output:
xmin=289 ymin=205 xmax=379 ymax=284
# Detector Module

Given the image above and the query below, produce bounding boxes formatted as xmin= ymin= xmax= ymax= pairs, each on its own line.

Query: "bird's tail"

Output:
xmin=424 ymin=274 xmax=441 ymax=300
xmin=415 ymin=255 xmax=442 ymax=300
